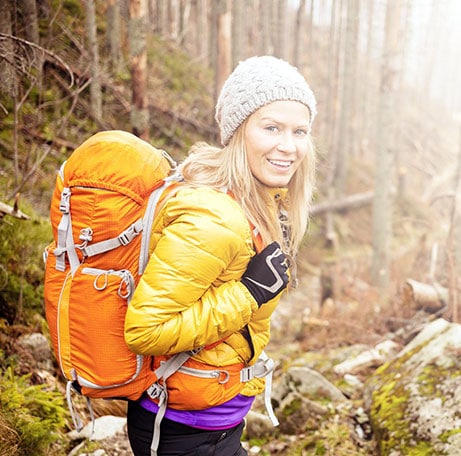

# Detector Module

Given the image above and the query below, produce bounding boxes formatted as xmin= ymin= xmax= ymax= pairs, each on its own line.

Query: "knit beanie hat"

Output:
xmin=215 ymin=55 xmax=317 ymax=146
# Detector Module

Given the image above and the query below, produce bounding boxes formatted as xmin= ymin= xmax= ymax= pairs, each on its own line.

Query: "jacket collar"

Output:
xmin=267 ymin=187 xmax=288 ymax=202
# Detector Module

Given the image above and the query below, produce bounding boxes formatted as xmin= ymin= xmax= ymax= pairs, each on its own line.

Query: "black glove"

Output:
xmin=241 ymin=242 xmax=289 ymax=307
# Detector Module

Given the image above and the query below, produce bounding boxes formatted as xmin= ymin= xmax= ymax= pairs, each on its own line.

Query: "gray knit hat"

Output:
xmin=215 ymin=55 xmax=317 ymax=146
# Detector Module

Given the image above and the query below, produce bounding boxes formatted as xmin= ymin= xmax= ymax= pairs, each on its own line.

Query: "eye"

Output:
xmin=294 ymin=128 xmax=308 ymax=136
xmin=265 ymin=125 xmax=279 ymax=133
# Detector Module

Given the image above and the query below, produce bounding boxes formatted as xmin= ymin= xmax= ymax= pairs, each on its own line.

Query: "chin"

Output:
xmin=266 ymin=182 xmax=289 ymax=188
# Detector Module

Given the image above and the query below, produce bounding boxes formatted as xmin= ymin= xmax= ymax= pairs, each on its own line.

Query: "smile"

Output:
xmin=268 ymin=159 xmax=292 ymax=168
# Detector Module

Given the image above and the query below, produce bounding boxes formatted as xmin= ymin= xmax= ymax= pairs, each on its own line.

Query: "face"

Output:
xmin=243 ymin=100 xmax=311 ymax=188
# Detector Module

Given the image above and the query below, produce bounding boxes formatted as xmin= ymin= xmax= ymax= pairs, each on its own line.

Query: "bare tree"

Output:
xmin=361 ymin=0 xmax=378 ymax=158
xmin=215 ymin=0 xmax=231 ymax=102
xmin=129 ymin=0 xmax=149 ymax=139
xmin=292 ymin=0 xmax=306 ymax=67
xmin=85 ymin=0 xmax=102 ymax=121
xmin=231 ymin=0 xmax=244 ymax=66
xmin=273 ymin=0 xmax=287 ymax=60
xmin=335 ymin=0 xmax=359 ymax=194
xmin=196 ymin=0 xmax=208 ymax=63
xmin=107 ymin=0 xmax=123 ymax=73
xmin=323 ymin=0 xmax=343 ymax=249
xmin=446 ymin=119 xmax=461 ymax=322
xmin=371 ymin=0 xmax=403 ymax=288
xmin=0 ymin=1 xmax=16 ymax=98
xmin=178 ymin=0 xmax=191 ymax=48
xmin=190 ymin=0 xmax=208 ymax=62
xmin=151 ymin=0 xmax=167 ymax=35
xmin=258 ymin=0 xmax=271 ymax=55
xmin=168 ymin=0 xmax=180 ymax=41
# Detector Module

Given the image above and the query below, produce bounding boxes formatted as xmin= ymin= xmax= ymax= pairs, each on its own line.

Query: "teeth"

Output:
xmin=269 ymin=159 xmax=291 ymax=168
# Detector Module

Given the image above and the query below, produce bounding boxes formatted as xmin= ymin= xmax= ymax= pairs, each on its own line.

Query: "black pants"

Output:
xmin=127 ymin=400 xmax=248 ymax=456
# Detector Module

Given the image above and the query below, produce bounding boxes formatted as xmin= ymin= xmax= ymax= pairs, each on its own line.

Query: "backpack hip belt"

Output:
xmin=146 ymin=350 xmax=278 ymax=456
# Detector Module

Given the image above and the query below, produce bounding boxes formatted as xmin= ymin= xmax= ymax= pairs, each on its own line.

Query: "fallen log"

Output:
xmin=402 ymin=279 xmax=448 ymax=312
xmin=310 ymin=191 xmax=374 ymax=216
xmin=0 ymin=200 xmax=30 ymax=220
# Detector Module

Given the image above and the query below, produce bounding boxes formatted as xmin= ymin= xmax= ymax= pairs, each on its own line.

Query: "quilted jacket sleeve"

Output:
xmin=124 ymin=186 xmax=260 ymax=356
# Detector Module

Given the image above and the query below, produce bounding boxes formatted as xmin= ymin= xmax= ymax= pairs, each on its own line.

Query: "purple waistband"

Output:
xmin=139 ymin=394 xmax=255 ymax=430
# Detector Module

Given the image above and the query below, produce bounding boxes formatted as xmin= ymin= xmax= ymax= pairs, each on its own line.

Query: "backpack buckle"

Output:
xmin=146 ymin=382 xmax=166 ymax=401
xmin=59 ymin=188 xmax=71 ymax=213
xmin=118 ymin=220 xmax=144 ymax=246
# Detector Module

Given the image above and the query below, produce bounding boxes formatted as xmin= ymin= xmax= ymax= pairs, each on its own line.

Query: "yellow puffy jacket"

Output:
xmin=124 ymin=185 xmax=283 ymax=407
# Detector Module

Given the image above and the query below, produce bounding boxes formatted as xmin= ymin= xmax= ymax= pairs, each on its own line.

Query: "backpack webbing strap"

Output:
xmin=240 ymin=352 xmax=278 ymax=426
xmin=260 ymin=352 xmax=279 ymax=426
xmin=66 ymin=380 xmax=96 ymax=438
xmin=55 ymin=187 xmax=81 ymax=275
xmin=139 ymin=181 xmax=172 ymax=275
xmin=146 ymin=349 xmax=202 ymax=456
xmin=81 ymin=218 xmax=144 ymax=258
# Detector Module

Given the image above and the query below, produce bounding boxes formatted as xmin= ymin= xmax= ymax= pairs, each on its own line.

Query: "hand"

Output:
xmin=241 ymin=242 xmax=289 ymax=306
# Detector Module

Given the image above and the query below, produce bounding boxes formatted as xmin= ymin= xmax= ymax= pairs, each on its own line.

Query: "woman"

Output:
xmin=124 ymin=55 xmax=317 ymax=456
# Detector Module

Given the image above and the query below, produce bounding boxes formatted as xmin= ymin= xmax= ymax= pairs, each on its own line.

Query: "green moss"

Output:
xmin=367 ymin=334 xmax=461 ymax=455
xmin=440 ymin=428 xmax=461 ymax=442
xmin=369 ymin=363 xmax=415 ymax=454
xmin=405 ymin=441 xmax=437 ymax=455
xmin=283 ymin=396 xmax=303 ymax=416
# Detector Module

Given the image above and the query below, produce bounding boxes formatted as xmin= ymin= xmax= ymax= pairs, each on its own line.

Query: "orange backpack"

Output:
xmin=43 ymin=130 xmax=176 ymax=409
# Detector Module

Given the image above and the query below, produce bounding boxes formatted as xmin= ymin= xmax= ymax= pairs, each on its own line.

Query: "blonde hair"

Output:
xmin=178 ymin=121 xmax=316 ymax=258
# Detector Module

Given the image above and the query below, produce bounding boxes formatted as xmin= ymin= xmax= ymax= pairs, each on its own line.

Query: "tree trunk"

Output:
xmin=335 ymin=0 xmax=359 ymax=194
xmin=292 ymin=0 xmax=306 ymax=67
xmin=189 ymin=0 xmax=207 ymax=62
xmin=321 ymin=0 xmax=342 ymax=248
xmin=231 ymin=0 xmax=243 ymax=67
xmin=0 ymin=1 xmax=16 ymax=98
xmin=107 ymin=0 xmax=122 ymax=73
xmin=446 ymin=122 xmax=461 ymax=321
xmin=85 ymin=0 xmax=102 ymax=121
xmin=273 ymin=0 xmax=287 ymax=60
xmin=209 ymin=0 xmax=219 ymax=75
xmin=129 ymin=0 xmax=149 ymax=140
xmin=153 ymin=0 xmax=167 ymax=36
xmin=307 ymin=0 xmax=314 ymax=65
xmin=196 ymin=0 xmax=208 ymax=63
xmin=371 ymin=0 xmax=403 ymax=288
xmin=258 ymin=0 xmax=271 ymax=55
xmin=215 ymin=0 xmax=231 ymax=101
xmin=19 ymin=0 xmax=40 ymax=44
xmin=19 ymin=0 xmax=43 ymax=92
xmin=168 ymin=0 xmax=180 ymax=41
xmin=362 ymin=0 xmax=377 ymax=159
xmin=178 ymin=0 xmax=191 ymax=48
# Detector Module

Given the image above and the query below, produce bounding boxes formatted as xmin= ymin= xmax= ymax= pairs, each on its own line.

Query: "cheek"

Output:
xmin=246 ymin=151 xmax=262 ymax=177
xmin=296 ymin=142 xmax=310 ymax=162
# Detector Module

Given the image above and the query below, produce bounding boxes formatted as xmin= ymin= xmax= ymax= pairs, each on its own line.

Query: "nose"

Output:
xmin=277 ymin=133 xmax=296 ymax=153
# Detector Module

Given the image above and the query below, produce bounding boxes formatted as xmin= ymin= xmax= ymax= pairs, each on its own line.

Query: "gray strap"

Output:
xmin=147 ymin=350 xmax=201 ymax=456
xmin=65 ymin=211 xmax=81 ymax=275
xmin=55 ymin=187 xmax=71 ymax=272
xmin=263 ymin=365 xmax=279 ymax=426
xmin=82 ymin=219 xmax=144 ymax=257
xmin=150 ymin=385 xmax=167 ymax=456
xmin=240 ymin=351 xmax=275 ymax=382
xmin=139 ymin=183 xmax=170 ymax=275
xmin=240 ymin=351 xmax=279 ymax=426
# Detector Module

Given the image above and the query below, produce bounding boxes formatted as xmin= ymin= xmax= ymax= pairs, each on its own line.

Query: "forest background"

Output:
xmin=0 ymin=0 xmax=461 ymax=455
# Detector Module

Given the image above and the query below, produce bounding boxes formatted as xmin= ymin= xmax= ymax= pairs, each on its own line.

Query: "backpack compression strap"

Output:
xmin=146 ymin=348 xmax=203 ymax=456
xmin=55 ymin=187 xmax=80 ymax=275
xmin=53 ymin=180 xmax=176 ymax=275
